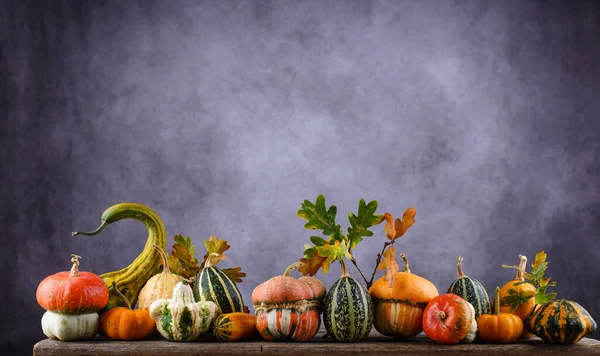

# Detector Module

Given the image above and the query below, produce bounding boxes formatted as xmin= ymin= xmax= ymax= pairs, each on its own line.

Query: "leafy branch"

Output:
xmin=501 ymin=251 xmax=557 ymax=311
xmin=365 ymin=208 xmax=416 ymax=289
xmin=297 ymin=194 xmax=383 ymax=280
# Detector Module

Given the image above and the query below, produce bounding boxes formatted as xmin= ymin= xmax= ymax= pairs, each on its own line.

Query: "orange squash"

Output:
xmin=368 ymin=253 xmax=439 ymax=338
xmin=100 ymin=282 xmax=155 ymax=340
xmin=252 ymin=262 xmax=326 ymax=341
xmin=477 ymin=287 xmax=524 ymax=343
xmin=213 ymin=312 xmax=258 ymax=341
xmin=498 ymin=254 xmax=536 ymax=338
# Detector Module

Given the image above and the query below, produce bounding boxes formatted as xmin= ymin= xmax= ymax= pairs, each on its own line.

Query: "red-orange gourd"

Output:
xmin=252 ymin=262 xmax=326 ymax=341
xmin=36 ymin=254 xmax=109 ymax=314
xmin=477 ymin=287 xmax=524 ymax=343
xmin=368 ymin=253 xmax=439 ymax=338
xmin=422 ymin=293 xmax=474 ymax=344
xmin=100 ymin=282 xmax=155 ymax=340
xmin=498 ymin=254 xmax=536 ymax=338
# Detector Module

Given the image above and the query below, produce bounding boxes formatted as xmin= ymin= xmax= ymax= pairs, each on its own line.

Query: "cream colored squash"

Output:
xmin=41 ymin=311 xmax=99 ymax=341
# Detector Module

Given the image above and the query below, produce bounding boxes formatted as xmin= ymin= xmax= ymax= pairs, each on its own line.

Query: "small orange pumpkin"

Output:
xmin=100 ymin=282 xmax=155 ymax=340
xmin=498 ymin=254 xmax=536 ymax=338
xmin=477 ymin=287 xmax=524 ymax=343
xmin=369 ymin=253 xmax=439 ymax=338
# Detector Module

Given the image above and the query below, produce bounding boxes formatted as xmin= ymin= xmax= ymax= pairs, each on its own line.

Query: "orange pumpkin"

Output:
xmin=422 ymin=293 xmax=473 ymax=344
xmin=252 ymin=261 xmax=326 ymax=341
xmin=477 ymin=287 xmax=524 ymax=343
xmin=369 ymin=253 xmax=439 ymax=337
xmin=498 ymin=254 xmax=536 ymax=338
xmin=36 ymin=254 xmax=108 ymax=314
xmin=100 ymin=282 xmax=155 ymax=340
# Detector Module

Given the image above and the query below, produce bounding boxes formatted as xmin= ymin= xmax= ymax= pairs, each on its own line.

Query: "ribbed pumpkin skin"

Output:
xmin=213 ymin=312 xmax=257 ymax=341
xmin=526 ymin=300 xmax=597 ymax=344
xmin=256 ymin=309 xmax=321 ymax=341
xmin=252 ymin=269 xmax=326 ymax=341
xmin=369 ymin=272 xmax=439 ymax=337
xmin=447 ymin=277 xmax=491 ymax=319
xmin=194 ymin=266 xmax=244 ymax=315
xmin=324 ymin=276 xmax=373 ymax=342
xmin=36 ymin=271 xmax=109 ymax=314
xmin=498 ymin=279 xmax=536 ymax=338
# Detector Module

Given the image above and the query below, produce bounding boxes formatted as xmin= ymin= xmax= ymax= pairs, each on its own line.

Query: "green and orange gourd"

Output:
xmin=368 ymin=253 xmax=439 ymax=338
xmin=72 ymin=203 xmax=167 ymax=311
xmin=252 ymin=261 xmax=326 ymax=341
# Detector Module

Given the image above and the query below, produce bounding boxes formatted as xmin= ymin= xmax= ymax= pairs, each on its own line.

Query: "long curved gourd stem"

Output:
xmin=457 ymin=255 xmax=468 ymax=278
xmin=284 ymin=261 xmax=303 ymax=277
xmin=72 ymin=203 xmax=167 ymax=311
xmin=516 ymin=255 xmax=527 ymax=281
xmin=340 ymin=259 xmax=350 ymax=278
xmin=72 ymin=221 xmax=108 ymax=236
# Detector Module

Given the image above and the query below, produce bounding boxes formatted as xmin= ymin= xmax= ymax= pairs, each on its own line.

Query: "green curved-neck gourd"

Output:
xmin=72 ymin=202 xmax=167 ymax=311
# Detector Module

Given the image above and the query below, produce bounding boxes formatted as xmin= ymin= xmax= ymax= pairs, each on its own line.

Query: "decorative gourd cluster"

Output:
xmin=35 ymin=199 xmax=597 ymax=345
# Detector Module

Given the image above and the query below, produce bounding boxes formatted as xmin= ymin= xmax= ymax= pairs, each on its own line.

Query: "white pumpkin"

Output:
xmin=150 ymin=280 xmax=218 ymax=341
xmin=41 ymin=311 xmax=99 ymax=341
xmin=460 ymin=302 xmax=478 ymax=343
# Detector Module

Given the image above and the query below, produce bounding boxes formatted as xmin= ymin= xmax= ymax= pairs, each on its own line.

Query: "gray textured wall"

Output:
xmin=2 ymin=0 xmax=600 ymax=352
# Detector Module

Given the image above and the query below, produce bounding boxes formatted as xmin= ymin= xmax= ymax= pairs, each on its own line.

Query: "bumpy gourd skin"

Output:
xmin=150 ymin=281 xmax=218 ymax=341
xmin=72 ymin=203 xmax=168 ymax=311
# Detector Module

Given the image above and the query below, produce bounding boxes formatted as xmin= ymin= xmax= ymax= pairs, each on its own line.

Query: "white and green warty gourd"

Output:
xmin=150 ymin=280 xmax=218 ymax=341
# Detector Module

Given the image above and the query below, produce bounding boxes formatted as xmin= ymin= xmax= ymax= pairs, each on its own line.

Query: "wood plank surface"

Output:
xmin=33 ymin=329 xmax=600 ymax=356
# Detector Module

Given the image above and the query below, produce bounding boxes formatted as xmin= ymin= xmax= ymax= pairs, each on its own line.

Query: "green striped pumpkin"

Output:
xmin=526 ymin=299 xmax=597 ymax=344
xmin=323 ymin=261 xmax=373 ymax=342
xmin=193 ymin=258 xmax=244 ymax=315
xmin=447 ymin=256 xmax=491 ymax=319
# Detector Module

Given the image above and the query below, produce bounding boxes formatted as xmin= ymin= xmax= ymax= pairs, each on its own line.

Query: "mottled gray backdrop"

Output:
xmin=2 ymin=0 xmax=600 ymax=353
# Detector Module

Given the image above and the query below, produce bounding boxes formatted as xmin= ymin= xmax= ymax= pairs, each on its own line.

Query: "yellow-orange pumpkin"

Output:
xmin=252 ymin=262 xmax=326 ymax=341
xmin=498 ymin=254 xmax=536 ymax=338
xmin=477 ymin=287 xmax=524 ymax=343
xmin=369 ymin=253 xmax=439 ymax=338
xmin=100 ymin=282 xmax=155 ymax=340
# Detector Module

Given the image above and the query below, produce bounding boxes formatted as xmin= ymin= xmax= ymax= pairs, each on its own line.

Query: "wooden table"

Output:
xmin=33 ymin=329 xmax=600 ymax=356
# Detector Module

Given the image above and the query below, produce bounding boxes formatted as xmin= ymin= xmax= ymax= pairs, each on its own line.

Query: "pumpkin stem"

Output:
xmin=456 ymin=255 xmax=467 ymax=278
xmin=153 ymin=244 xmax=172 ymax=274
xmin=284 ymin=261 xmax=303 ymax=277
xmin=72 ymin=221 xmax=108 ymax=236
xmin=437 ymin=311 xmax=447 ymax=321
xmin=340 ymin=259 xmax=350 ymax=278
xmin=399 ymin=253 xmax=411 ymax=273
xmin=204 ymin=253 xmax=220 ymax=268
xmin=69 ymin=254 xmax=82 ymax=277
xmin=516 ymin=255 xmax=527 ymax=281
xmin=110 ymin=282 xmax=132 ymax=309
xmin=494 ymin=286 xmax=501 ymax=316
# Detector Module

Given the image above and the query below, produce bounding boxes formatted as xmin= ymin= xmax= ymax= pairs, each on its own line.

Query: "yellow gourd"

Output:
xmin=137 ymin=245 xmax=184 ymax=310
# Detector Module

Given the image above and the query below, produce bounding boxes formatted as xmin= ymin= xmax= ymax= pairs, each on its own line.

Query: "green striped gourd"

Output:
xmin=526 ymin=299 xmax=597 ymax=344
xmin=149 ymin=280 xmax=218 ymax=341
xmin=447 ymin=255 xmax=491 ymax=319
xmin=193 ymin=253 xmax=244 ymax=315
xmin=72 ymin=203 xmax=167 ymax=311
xmin=323 ymin=260 xmax=373 ymax=342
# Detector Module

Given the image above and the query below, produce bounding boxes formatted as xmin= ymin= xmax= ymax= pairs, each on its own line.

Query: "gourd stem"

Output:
xmin=153 ymin=244 xmax=172 ymax=274
xmin=70 ymin=254 xmax=81 ymax=277
xmin=284 ymin=261 xmax=303 ymax=277
xmin=516 ymin=255 xmax=527 ymax=281
xmin=204 ymin=253 xmax=220 ymax=268
xmin=438 ymin=311 xmax=447 ymax=321
xmin=340 ymin=259 xmax=350 ymax=278
xmin=72 ymin=221 xmax=108 ymax=236
xmin=457 ymin=255 xmax=467 ymax=278
xmin=494 ymin=286 xmax=500 ymax=316
xmin=111 ymin=282 xmax=132 ymax=309
xmin=400 ymin=253 xmax=411 ymax=273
